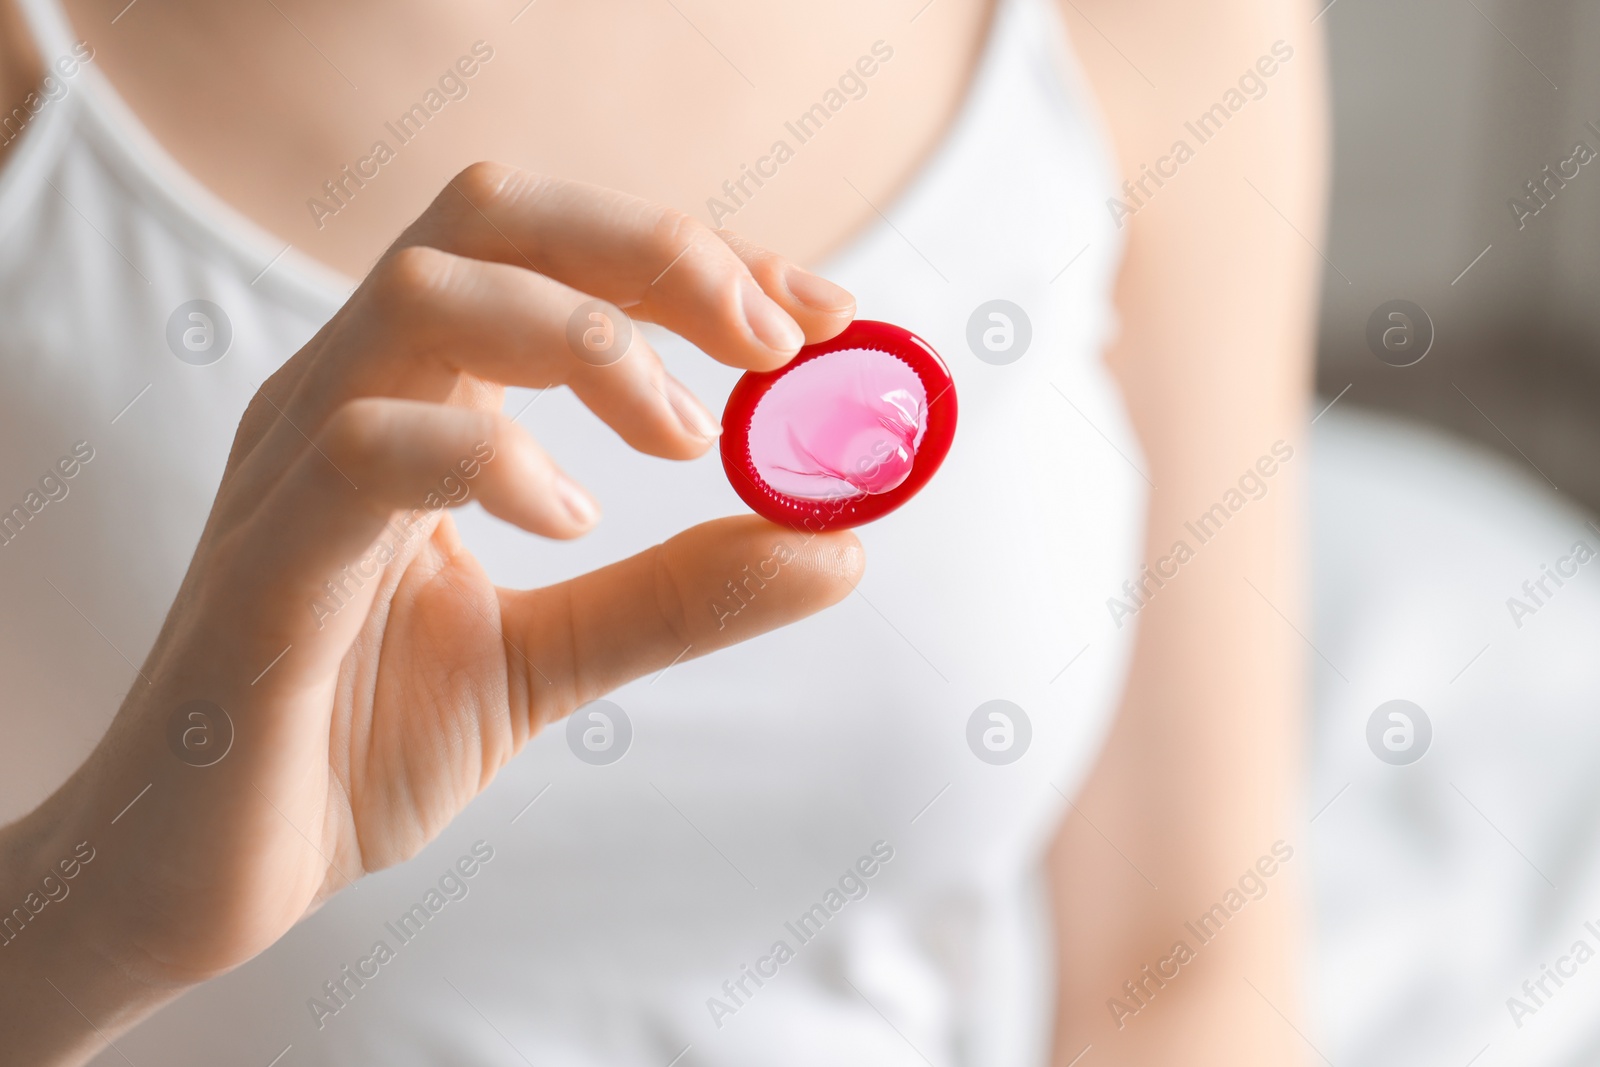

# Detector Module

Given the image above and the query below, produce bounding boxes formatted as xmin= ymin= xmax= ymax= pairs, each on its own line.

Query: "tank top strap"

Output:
xmin=12 ymin=0 xmax=82 ymax=66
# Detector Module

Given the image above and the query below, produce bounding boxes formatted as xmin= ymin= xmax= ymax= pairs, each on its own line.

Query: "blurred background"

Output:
xmin=1307 ymin=5 xmax=1600 ymax=1063
xmin=1317 ymin=0 xmax=1600 ymax=509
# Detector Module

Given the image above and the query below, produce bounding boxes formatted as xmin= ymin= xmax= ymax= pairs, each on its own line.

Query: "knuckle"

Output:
xmin=741 ymin=247 xmax=788 ymax=290
xmin=451 ymin=160 xmax=518 ymax=206
xmin=712 ymin=228 xmax=792 ymax=299
xmin=317 ymin=398 xmax=391 ymax=470
xmin=375 ymin=245 xmax=456 ymax=306
xmin=646 ymin=206 xmax=709 ymax=270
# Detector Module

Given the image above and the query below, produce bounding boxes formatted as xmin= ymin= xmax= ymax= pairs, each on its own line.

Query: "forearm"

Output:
xmin=1048 ymin=0 xmax=1327 ymax=1061
xmin=1048 ymin=504 xmax=1308 ymax=1065
xmin=0 ymin=793 xmax=158 ymax=1066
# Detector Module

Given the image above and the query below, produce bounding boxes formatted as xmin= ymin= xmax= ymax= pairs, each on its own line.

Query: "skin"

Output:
xmin=0 ymin=0 xmax=1325 ymax=1062
xmin=51 ymin=0 xmax=993 ymax=276
xmin=1052 ymin=3 xmax=1324 ymax=1063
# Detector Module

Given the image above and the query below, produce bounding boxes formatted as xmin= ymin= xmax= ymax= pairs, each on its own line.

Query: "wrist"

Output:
xmin=0 ymin=779 xmax=184 ymax=1066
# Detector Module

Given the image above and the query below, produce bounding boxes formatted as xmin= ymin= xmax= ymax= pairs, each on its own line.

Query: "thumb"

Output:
xmin=498 ymin=515 xmax=864 ymax=726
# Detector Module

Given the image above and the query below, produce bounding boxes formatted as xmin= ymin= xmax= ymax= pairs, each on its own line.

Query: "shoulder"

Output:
xmin=1057 ymin=0 xmax=1328 ymax=504
xmin=1056 ymin=0 xmax=1324 ymax=161
xmin=0 ymin=0 xmax=45 ymax=160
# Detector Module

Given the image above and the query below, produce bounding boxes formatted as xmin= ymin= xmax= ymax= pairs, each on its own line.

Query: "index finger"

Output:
xmin=395 ymin=163 xmax=855 ymax=371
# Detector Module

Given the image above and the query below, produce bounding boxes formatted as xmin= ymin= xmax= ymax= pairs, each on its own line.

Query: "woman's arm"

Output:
xmin=1049 ymin=0 xmax=1327 ymax=1063
xmin=0 ymin=167 xmax=861 ymax=1066
xmin=0 ymin=0 xmax=41 ymax=161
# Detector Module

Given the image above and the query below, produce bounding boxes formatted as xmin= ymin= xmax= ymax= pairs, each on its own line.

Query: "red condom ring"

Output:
xmin=720 ymin=319 xmax=958 ymax=531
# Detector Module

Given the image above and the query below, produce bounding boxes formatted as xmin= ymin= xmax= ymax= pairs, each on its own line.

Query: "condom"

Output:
xmin=720 ymin=319 xmax=957 ymax=531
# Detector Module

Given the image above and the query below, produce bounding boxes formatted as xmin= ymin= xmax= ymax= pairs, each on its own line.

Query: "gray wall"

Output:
xmin=1317 ymin=0 xmax=1600 ymax=510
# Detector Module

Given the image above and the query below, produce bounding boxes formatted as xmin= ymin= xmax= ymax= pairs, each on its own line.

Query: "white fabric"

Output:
xmin=0 ymin=0 xmax=1146 ymax=1063
xmin=1310 ymin=407 xmax=1600 ymax=1067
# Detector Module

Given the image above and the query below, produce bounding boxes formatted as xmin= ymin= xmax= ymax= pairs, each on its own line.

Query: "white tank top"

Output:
xmin=0 ymin=0 xmax=1145 ymax=1062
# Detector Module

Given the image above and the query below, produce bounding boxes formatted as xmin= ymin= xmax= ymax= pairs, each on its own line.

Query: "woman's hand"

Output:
xmin=2 ymin=164 xmax=861 ymax=1064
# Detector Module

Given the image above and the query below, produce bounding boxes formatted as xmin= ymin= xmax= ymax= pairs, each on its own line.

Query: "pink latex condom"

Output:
xmin=720 ymin=319 xmax=958 ymax=531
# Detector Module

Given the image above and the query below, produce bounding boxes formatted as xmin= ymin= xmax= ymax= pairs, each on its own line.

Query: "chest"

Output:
xmin=61 ymin=0 xmax=996 ymax=275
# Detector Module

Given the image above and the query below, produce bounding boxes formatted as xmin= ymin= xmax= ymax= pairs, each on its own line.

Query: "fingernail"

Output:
xmin=553 ymin=473 xmax=600 ymax=527
xmin=783 ymin=266 xmax=854 ymax=313
xmin=739 ymin=274 xmax=805 ymax=354
xmin=665 ymin=376 xmax=722 ymax=440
